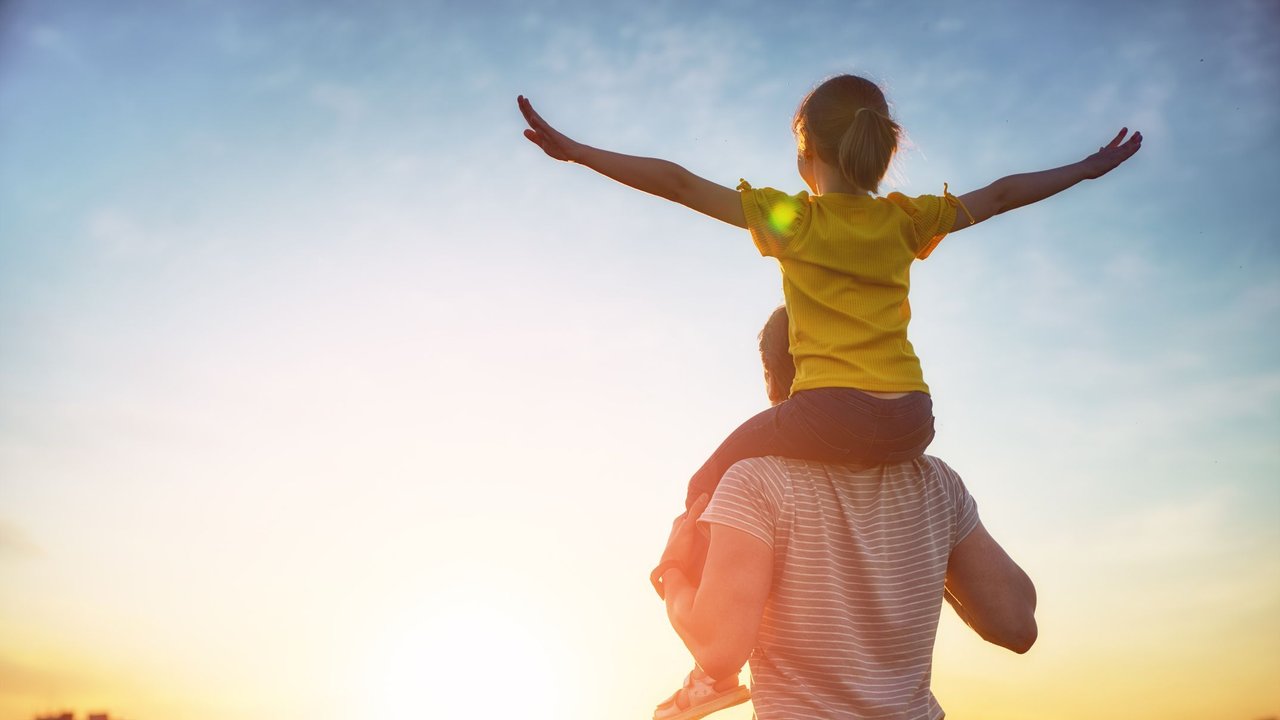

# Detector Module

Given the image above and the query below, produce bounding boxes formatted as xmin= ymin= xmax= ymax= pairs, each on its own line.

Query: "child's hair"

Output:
xmin=758 ymin=305 xmax=795 ymax=406
xmin=792 ymin=74 xmax=900 ymax=195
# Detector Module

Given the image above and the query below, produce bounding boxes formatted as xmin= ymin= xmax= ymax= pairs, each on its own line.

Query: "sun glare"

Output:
xmin=767 ymin=198 xmax=799 ymax=233
xmin=357 ymin=597 xmax=577 ymax=719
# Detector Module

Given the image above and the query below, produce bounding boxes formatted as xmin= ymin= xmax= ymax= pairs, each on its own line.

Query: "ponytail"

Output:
xmin=837 ymin=107 xmax=899 ymax=195
xmin=793 ymin=74 xmax=901 ymax=195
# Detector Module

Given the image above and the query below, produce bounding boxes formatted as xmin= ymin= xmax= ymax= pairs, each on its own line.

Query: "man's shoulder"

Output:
xmin=722 ymin=456 xmax=791 ymax=486
xmin=727 ymin=453 xmax=962 ymax=481
xmin=726 ymin=454 xmax=966 ymax=495
xmin=727 ymin=455 xmax=790 ymax=473
xmin=725 ymin=455 xmax=845 ymax=485
xmin=734 ymin=454 xmax=953 ymax=477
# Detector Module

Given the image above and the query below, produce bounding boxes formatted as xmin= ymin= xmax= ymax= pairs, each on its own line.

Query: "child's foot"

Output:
xmin=653 ymin=667 xmax=750 ymax=720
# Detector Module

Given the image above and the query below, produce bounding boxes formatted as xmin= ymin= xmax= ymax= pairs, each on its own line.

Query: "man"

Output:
xmin=654 ymin=306 xmax=1037 ymax=719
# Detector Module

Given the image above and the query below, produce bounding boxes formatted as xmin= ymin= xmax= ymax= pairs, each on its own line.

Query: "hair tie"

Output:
xmin=855 ymin=107 xmax=885 ymax=126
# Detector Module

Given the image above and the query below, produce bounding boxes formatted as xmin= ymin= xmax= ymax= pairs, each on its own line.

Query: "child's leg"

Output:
xmin=875 ymin=391 xmax=937 ymax=463
xmin=678 ymin=389 xmax=935 ymax=583
xmin=684 ymin=401 xmax=804 ymax=509
xmin=685 ymin=388 xmax=937 ymax=507
xmin=684 ymin=389 xmax=881 ymax=509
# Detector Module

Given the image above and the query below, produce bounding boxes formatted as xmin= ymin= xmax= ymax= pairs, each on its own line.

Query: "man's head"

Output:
xmin=759 ymin=305 xmax=795 ymax=405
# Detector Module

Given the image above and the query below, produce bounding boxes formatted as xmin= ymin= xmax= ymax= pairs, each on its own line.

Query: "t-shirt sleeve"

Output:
xmin=699 ymin=457 xmax=782 ymax=549
xmin=953 ymin=479 xmax=979 ymax=546
xmin=738 ymin=180 xmax=811 ymax=259
xmin=885 ymin=186 xmax=971 ymax=260
xmin=925 ymin=456 xmax=981 ymax=547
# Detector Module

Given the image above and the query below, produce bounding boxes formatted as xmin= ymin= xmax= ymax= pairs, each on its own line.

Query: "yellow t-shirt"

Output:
xmin=739 ymin=181 xmax=964 ymax=395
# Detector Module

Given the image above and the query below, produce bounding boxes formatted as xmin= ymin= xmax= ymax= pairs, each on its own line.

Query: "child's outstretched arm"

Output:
xmin=518 ymin=96 xmax=747 ymax=229
xmin=950 ymin=128 xmax=1143 ymax=233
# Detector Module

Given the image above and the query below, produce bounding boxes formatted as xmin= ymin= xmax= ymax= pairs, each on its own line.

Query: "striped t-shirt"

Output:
xmin=700 ymin=455 xmax=979 ymax=720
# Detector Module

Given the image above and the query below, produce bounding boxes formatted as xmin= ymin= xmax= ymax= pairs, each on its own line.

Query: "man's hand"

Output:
xmin=1082 ymin=127 xmax=1143 ymax=179
xmin=518 ymin=95 xmax=584 ymax=163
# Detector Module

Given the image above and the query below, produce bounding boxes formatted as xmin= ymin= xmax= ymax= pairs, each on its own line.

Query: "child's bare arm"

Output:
xmin=519 ymin=96 xmax=747 ymax=228
xmin=950 ymin=128 xmax=1143 ymax=233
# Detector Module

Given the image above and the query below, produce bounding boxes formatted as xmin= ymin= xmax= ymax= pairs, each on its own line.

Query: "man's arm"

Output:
xmin=662 ymin=523 xmax=772 ymax=681
xmin=944 ymin=520 xmax=1038 ymax=653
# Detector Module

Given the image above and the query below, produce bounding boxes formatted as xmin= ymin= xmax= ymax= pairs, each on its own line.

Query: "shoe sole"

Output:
xmin=657 ymin=686 xmax=751 ymax=720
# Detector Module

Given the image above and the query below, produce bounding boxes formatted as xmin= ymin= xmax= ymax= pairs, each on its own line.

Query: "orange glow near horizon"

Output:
xmin=3 ymin=3 xmax=1279 ymax=720
xmin=352 ymin=596 xmax=577 ymax=719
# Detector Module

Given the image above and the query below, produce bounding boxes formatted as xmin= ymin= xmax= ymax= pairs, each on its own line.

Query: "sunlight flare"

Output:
xmin=357 ymin=597 xmax=575 ymax=719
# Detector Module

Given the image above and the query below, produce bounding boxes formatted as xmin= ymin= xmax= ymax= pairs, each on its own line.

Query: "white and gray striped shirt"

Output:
xmin=700 ymin=455 xmax=979 ymax=720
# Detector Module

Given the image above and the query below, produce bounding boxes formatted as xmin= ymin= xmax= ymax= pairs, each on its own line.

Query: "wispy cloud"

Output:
xmin=252 ymin=64 xmax=303 ymax=92
xmin=931 ymin=17 xmax=965 ymax=35
xmin=26 ymin=24 xmax=81 ymax=65
xmin=1 ymin=3 xmax=1276 ymax=718
xmin=86 ymin=206 xmax=165 ymax=257
xmin=1102 ymin=250 xmax=1161 ymax=285
xmin=0 ymin=519 xmax=42 ymax=559
xmin=531 ymin=14 xmax=758 ymax=156
xmin=1222 ymin=0 xmax=1280 ymax=94
xmin=1039 ymin=487 xmax=1280 ymax=615
xmin=309 ymin=82 xmax=367 ymax=123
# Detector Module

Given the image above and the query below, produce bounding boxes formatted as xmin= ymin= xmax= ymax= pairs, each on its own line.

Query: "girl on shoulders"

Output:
xmin=519 ymin=74 xmax=1140 ymax=720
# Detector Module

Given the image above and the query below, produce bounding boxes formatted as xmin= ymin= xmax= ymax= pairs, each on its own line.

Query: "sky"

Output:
xmin=0 ymin=0 xmax=1277 ymax=718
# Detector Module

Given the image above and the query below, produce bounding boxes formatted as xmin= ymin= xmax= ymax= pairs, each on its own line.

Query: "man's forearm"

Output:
xmin=663 ymin=568 xmax=700 ymax=649
xmin=944 ymin=587 xmax=976 ymax=628
xmin=662 ymin=569 xmax=742 ymax=680
xmin=944 ymin=522 xmax=1039 ymax=654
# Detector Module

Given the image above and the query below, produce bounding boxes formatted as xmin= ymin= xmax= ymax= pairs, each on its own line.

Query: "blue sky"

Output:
xmin=1 ymin=1 xmax=1277 ymax=718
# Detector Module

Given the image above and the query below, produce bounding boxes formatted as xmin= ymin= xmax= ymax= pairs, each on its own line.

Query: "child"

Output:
xmin=519 ymin=75 xmax=1140 ymax=720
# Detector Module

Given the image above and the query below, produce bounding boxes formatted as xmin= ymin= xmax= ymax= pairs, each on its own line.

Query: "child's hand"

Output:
xmin=518 ymin=95 xmax=583 ymax=163
xmin=1082 ymin=128 xmax=1143 ymax=179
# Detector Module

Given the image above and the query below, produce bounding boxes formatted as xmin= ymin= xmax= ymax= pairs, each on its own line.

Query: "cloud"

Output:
xmin=531 ymin=14 xmax=759 ymax=153
xmin=1043 ymin=488 xmax=1280 ymax=616
xmin=252 ymin=64 xmax=302 ymax=92
xmin=0 ymin=519 xmax=42 ymax=559
xmin=1222 ymin=0 xmax=1280 ymax=93
xmin=1100 ymin=490 xmax=1237 ymax=562
xmin=310 ymin=82 xmax=367 ymax=123
xmin=1102 ymin=250 xmax=1161 ymax=284
xmin=932 ymin=17 xmax=965 ymax=34
xmin=86 ymin=206 xmax=165 ymax=256
xmin=1033 ymin=355 xmax=1280 ymax=444
xmin=1230 ymin=277 xmax=1280 ymax=324
xmin=1128 ymin=75 xmax=1174 ymax=144
xmin=1074 ymin=54 xmax=1174 ymax=147
xmin=26 ymin=24 xmax=81 ymax=65
xmin=0 ymin=656 xmax=55 ymax=701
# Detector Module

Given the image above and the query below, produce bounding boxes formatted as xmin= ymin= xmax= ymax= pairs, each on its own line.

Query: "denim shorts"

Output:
xmin=684 ymin=387 xmax=934 ymax=509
